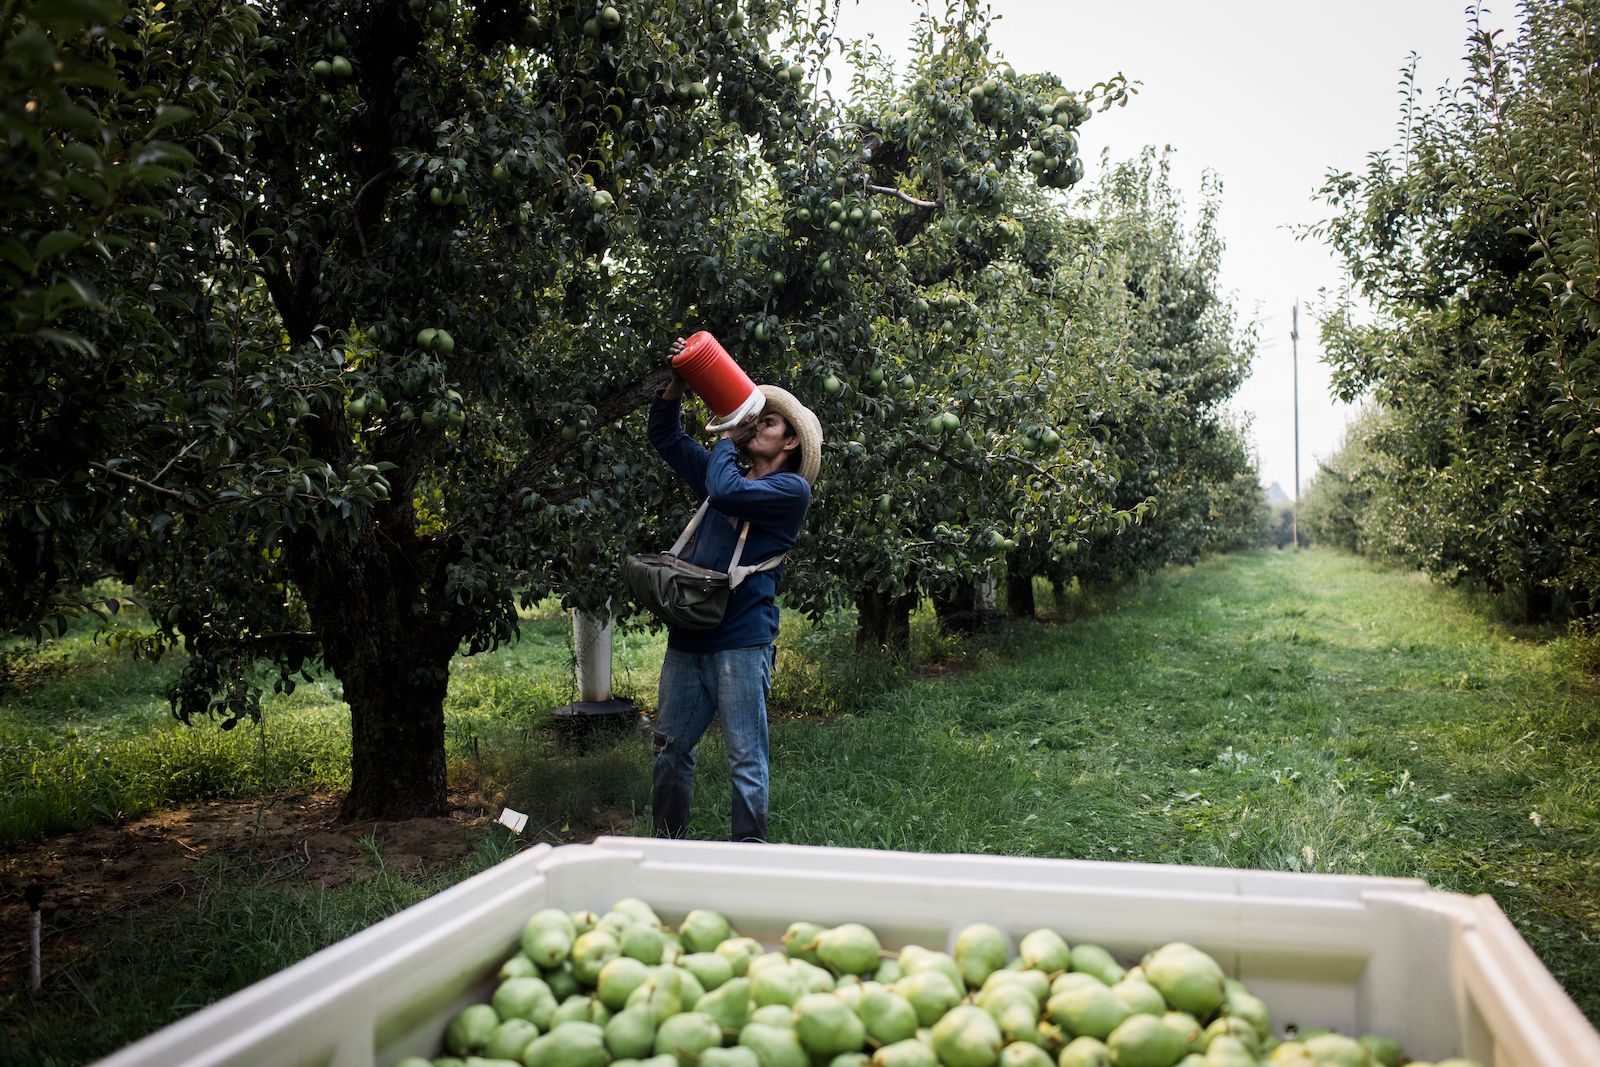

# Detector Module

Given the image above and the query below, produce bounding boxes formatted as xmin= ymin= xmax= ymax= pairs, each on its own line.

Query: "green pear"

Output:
xmin=545 ymin=964 xmax=581 ymax=1001
xmin=569 ymin=911 xmax=600 ymax=935
xmin=1201 ymin=1018 xmax=1258 ymax=1052
xmin=621 ymin=924 xmax=667 ymax=966
xmin=983 ymin=968 xmax=1050 ymax=1004
xmin=873 ymin=958 xmax=903 ymax=984
xmin=598 ymin=911 xmax=637 ymax=937
xmin=817 ymin=923 xmax=883 ymax=976
xmin=524 ymin=909 xmax=578 ymax=968
xmin=1222 ymin=989 xmax=1270 ymax=1041
xmin=1162 ymin=1012 xmax=1204 ymax=1053
xmin=954 ymin=924 xmax=1009 ymax=988
xmin=998 ymin=1042 xmax=1054 ymax=1067
xmin=500 ymin=953 xmax=539 ymax=980
xmin=1110 ymin=978 xmax=1166 ymax=1017
xmin=702 ymin=1048 xmax=762 ymax=1067
xmin=1019 ymin=929 xmax=1072 ymax=974
xmin=445 ymin=1003 xmax=500 ymax=1056
xmin=830 ymin=1054 xmax=870 ymax=1067
xmin=525 ymin=1021 xmax=609 ymax=1067
xmin=893 ymin=969 xmax=963 ymax=1026
xmin=1143 ymin=945 xmax=1226 ymax=1020
xmin=1068 ymin=945 xmax=1125 ymax=986
xmin=857 ymin=988 xmax=920 ymax=1046
xmin=793 ymin=992 xmax=867 ymax=1056
xmin=717 ymin=937 xmax=765 ymax=977
xmin=679 ymin=910 xmax=734 ymax=954
xmin=605 ymin=1006 xmax=658 ymax=1060
xmin=681 ymin=952 xmax=734 ymax=992
xmin=871 ymin=1039 xmax=938 ymax=1067
xmin=1046 ymin=982 xmax=1130 ymax=1040
xmin=702 ymin=1049 xmax=762 ymax=1067
xmin=899 ymin=947 xmax=963 ymax=993
xmin=1056 ymin=1036 xmax=1112 ymax=1067
xmin=1356 ymin=1035 xmax=1404 ymax=1067
xmin=1201 ymin=1035 xmax=1256 ymax=1067
xmin=750 ymin=1004 xmax=795 ymax=1028
xmin=612 ymin=898 xmax=663 ymax=928
xmin=551 ymin=993 xmax=610 ymax=1028
xmin=752 ymin=963 xmax=806 ymax=1007
xmin=1106 ymin=1013 xmax=1189 ymax=1067
xmin=749 ymin=952 xmax=790 ymax=977
xmin=783 ymin=921 xmax=827 ymax=965
xmin=494 ymin=976 xmax=557 ymax=1029
xmin=654 ymin=1010 xmax=723 ymax=1060
xmin=1266 ymin=1042 xmax=1314 ymax=1065
xmin=696 ymin=976 xmax=753 ymax=1033
xmin=1302 ymin=1033 xmax=1375 ymax=1067
xmin=930 ymin=1005 xmax=1003 ymax=1067
xmin=598 ymin=957 xmax=654 ymax=1010
xmin=571 ymin=930 xmax=621 ymax=987
xmin=739 ymin=1021 xmax=810 ymax=1067
xmin=625 ymin=969 xmax=683 ymax=1024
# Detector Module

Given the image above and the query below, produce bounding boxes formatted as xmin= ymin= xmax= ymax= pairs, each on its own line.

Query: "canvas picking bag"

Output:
xmin=623 ymin=499 xmax=784 ymax=631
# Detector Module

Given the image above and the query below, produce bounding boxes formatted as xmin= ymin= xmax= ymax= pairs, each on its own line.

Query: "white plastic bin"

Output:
xmin=94 ymin=838 xmax=1600 ymax=1067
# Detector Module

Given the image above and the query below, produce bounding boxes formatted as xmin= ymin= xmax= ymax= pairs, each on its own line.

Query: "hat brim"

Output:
xmin=758 ymin=385 xmax=822 ymax=486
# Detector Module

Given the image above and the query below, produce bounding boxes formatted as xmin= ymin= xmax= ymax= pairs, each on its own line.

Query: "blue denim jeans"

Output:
xmin=651 ymin=644 xmax=774 ymax=842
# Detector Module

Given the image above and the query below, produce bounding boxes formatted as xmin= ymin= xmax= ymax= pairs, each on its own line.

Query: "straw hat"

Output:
xmin=758 ymin=384 xmax=822 ymax=487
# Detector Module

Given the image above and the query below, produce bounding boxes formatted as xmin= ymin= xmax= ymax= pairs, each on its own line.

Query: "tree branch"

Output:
xmin=866 ymin=183 xmax=940 ymax=210
xmin=90 ymin=461 xmax=187 ymax=499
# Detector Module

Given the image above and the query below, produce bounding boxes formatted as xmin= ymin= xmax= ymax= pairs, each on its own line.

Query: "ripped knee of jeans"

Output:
xmin=652 ymin=730 xmax=671 ymax=752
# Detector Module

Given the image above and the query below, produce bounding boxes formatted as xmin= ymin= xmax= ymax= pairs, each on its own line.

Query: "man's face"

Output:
xmin=740 ymin=412 xmax=797 ymax=465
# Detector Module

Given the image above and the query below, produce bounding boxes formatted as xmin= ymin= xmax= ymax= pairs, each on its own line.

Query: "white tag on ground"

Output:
xmin=497 ymin=807 xmax=528 ymax=834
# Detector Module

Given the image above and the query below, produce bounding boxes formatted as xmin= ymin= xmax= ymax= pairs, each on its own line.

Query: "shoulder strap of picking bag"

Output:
xmin=670 ymin=499 xmax=786 ymax=589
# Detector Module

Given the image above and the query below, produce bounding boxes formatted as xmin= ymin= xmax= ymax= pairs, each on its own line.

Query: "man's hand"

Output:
xmin=725 ymin=413 xmax=759 ymax=449
xmin=663 ymin=337 xmax=687 ymax=400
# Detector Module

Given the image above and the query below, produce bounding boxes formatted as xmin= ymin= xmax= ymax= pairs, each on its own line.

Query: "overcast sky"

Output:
xmin=825 ymin=1 xmax=1521 ymax=496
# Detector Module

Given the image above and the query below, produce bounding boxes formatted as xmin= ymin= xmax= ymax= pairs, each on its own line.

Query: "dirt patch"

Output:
xmin=0 ymin=789 xmax=497 ymax=996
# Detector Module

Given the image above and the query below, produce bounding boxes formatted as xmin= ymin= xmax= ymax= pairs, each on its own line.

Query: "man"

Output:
xmin=646 ymin=337 xmax=821 ymax=842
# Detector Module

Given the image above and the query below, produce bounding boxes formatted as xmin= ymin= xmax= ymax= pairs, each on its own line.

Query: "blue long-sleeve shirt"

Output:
xmin=647 ymin=393 xmax=811 ymax=653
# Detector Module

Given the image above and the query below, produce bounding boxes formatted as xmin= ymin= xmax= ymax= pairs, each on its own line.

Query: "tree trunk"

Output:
xmin=933 ymin=580 xmax=982 ymax=634
xmin=856 ymin=583 xmax=916 ymax=658
xmin=1005 ymin=562 xmax=1036 ymax=619
xmin=288 ymin=515 xmax=461 ymax=821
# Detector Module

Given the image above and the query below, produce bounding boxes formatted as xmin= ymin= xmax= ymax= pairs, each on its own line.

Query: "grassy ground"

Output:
xmin=2 ymin=548 xmax=1597 ymax=1064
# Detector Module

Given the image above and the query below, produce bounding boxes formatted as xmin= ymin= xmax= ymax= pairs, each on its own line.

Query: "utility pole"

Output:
xmin=1291 ymin=300 xmax=1301 ymax=549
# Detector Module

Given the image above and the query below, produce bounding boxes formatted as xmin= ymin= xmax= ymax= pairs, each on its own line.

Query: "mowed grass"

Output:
xmin=2 ymin=548 xmax=1597 ymax=1065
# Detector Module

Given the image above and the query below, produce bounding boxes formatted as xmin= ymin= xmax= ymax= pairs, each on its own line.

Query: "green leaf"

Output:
xmin=35 ymin=230 xmax=83 ymax=262
xmin=149 ymin=104 xmax=196 ymax=133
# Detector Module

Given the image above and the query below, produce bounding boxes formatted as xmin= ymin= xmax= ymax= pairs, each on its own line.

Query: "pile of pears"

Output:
xmin=398 ymin=902 xmax=1484 ymax=1067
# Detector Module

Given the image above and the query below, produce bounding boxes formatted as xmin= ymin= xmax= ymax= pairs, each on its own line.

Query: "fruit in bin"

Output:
xmin=571 ymin=929 xmax=621 ymax=985
xmin=739 ymin=1021 xmax=810 ymax=1067
xmin=444 ymin=1002 xmax=499 ymax=1056
xmin=1357 ymin=1034 xmax=1404 ymax=1066
xmin=997 ymin=1042 xmax=1053 ymax=1067
xmin=1057 ymin=1035 xmax=1112 ymax=1067
xmin=815 ymin=922 xmax=881 ymax=975
xmin=857 ymin=987 xmax=919 ymax=1045
xmin=1301 ymin=1033 xmax=1375 ymax=1066
xmin=1106 ymin=1012 xmax=1190 ymax=1067
xmin=1069 ymin=943 xmax=1126 ymax=985
xmin=598 ymin=956 xmax=653 ymax=1008
xmin=621 ymin=923 xmax=666 ymax=964
xmin=782 ymin=921 xmax=826 ymax=964
xmin=1047 ymin=978 xmax=1130 ymax=1040
xmin=792 ymin=992 xmax=866 ymax=1055
xmin=487 ymin=1017 xmax=540 ymax=1060
xmin=1143 ymin=942 xmax=1226 ymax=1017
xmin=717 ymin=936 xmax=764 ymax=976
xmin=1018 ymin=928 xmax=1070 ymax=973
xmin=526 ymin=1020 xmax=610 ymax=1067
xmin=894 ymin=968 xmax=962 ymax=1026
xmin=681 ymin=950 xmax=734 ymax=990
xmin=954 ymin=923 xmax=1007 ymax=987
xmin=930 ymin=1004 xmax=1003 ymax=1067
xmin=606 ymin=1004 xmax=659 ymax=1058
xmin=1202 ymin=1035 xmax=1257 ymax=1067
xmin=873 ymin=1038 xmax=938 ymax=1067
xmin=697 ymin=976 xmax=753 ymax=1032
xmin=553 ymin=992 xmax=611 ymax=1027
xmin=655 ymin=1010 xmax=723 ymax=1059
xmin=704 ymin=1049 xmax=762 ymax=1067
xmin=494 ymin=974 xmax=558 ymax=1027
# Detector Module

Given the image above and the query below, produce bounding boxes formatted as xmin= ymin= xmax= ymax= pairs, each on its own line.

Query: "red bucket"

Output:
xmin=672 ymin=331 xmax=763 ymax=429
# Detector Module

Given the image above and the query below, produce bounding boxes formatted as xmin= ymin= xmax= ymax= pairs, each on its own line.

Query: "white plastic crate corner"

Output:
xmin=92 ymin=839 xmax=1600 ymax=1067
